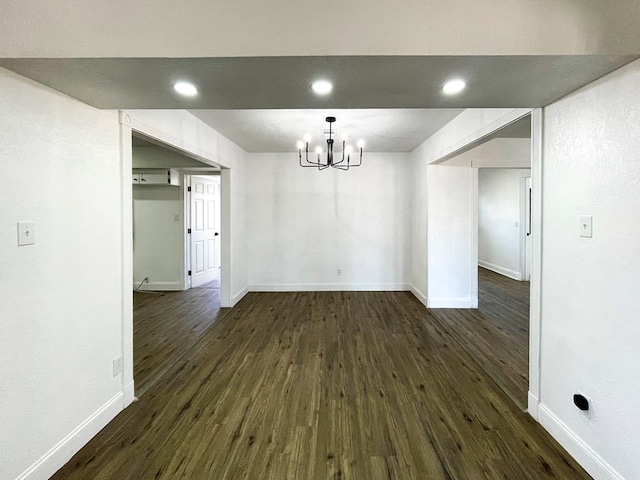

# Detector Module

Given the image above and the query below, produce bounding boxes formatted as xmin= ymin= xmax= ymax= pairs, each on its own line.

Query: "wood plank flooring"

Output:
xmin=429 ymin=267 xmax=530 ymax=409
xmin=134 ymin=278 xmax=229 ymax=397
xmin=52 ymin=291 xmax=589 ymax=480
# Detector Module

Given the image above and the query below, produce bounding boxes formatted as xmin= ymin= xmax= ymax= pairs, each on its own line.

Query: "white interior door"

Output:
xmin=190 ymin=175 xmax=220 ymax=287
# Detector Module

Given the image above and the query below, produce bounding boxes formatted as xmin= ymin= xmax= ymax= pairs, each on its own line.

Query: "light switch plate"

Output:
xmin=579 ymin=215 xmax=593 ymax=238
xmin=18 ymin=222 xmax=35 ymax=246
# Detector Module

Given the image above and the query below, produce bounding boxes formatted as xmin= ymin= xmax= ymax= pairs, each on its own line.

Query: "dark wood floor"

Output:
xmin=134 ymin=278 xmax=228 ymax=397
xmin=429 ymin=267 xmax=530 ymax=409
xmin=52 ymin=290 xmax=589 ymax=480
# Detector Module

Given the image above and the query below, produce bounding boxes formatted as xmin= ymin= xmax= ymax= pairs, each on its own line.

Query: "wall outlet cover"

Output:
xmin=112 ymin=357 xmax=123 ymax=377
xmin=17 ymin=222 xmax=35 ymax=246
xmin=579 ymin=215 xmax=593 ymax=238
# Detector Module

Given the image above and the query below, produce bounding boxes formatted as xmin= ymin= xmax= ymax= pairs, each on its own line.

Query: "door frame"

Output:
xmin=426 ymin=108 xmax=543 ymax=418
xmin=520 ymin=174 xmax=532 ymax=282
xmin=118 ymin=111 xmax=232 ymax=403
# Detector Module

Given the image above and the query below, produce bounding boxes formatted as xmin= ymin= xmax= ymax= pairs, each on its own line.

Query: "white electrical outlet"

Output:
xmin=337 ymin=268 xmax=342 ymax=276
xmin=112 ymin=357 xmax=123 ymax=377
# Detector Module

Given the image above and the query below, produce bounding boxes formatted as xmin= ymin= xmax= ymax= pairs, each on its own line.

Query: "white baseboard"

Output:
xmin=527 ymin=391 xmax=539 ymax=419
xmin=538 ymin=404 xmax=626 ymax=480
xmin=409 ymin=285 xmax=428 ymax=307
xmin=427 ymin=296 xmax=476 ymax=308
xmin=16 ymin=391 xmax=124 ymax=480
xmin=231 ymin=286 xmax=249 ymax=306
xmin=123 ymin=380 xmax=135 ymax=407
xmin=133 ymin=281 xmax=183 ymax=292
xmin=478 ymin=260 xmax=521 ymax=281
xmin=249 ymin=283 xmax=410 ymax=292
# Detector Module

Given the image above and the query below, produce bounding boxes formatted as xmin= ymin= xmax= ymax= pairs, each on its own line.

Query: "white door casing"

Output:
xmin=520 ymin=175 xmax=533 ymax=282
xmin=190 ymin=175 xmax=221 ymax=287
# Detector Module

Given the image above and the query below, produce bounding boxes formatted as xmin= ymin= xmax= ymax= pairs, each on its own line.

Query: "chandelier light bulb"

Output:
xmin=303 ymin=134 xmax=311 ymax=142
xmin=345 ymin=145 xmax=353 ymax=154
xmin=297 ymin=141 xmax=305 ymax=149
xmin=357 ymin=140 xmax=365 ymax=149
xmin=173 ymin=81 xmax=198 ymax=97
xmin=442 ymin=78 xmax=466 ymax=95
xmin=315 ymin=146 xmax=323 ymax=154
xmin=311 ymin=80 xmax=333 ymax=95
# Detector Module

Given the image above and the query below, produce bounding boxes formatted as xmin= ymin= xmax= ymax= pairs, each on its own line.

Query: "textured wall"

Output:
xmin=247 ymin=153 xmax=411 ymax=290
xmin=0 ymin=67 xmax=123 ymax=480
xmin=540 ymin=59 xmax=640 ymax=480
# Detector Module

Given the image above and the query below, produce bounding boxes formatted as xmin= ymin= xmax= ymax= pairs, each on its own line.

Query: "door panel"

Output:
xmin=190 ymin=175 xmax=221 ymax=287
xmin=195 ymin=241 xmax=205 ymax=273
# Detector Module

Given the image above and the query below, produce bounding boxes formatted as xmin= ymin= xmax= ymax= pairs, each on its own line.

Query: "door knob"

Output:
xmin=214 ymin=232 xmax=219 ymax=236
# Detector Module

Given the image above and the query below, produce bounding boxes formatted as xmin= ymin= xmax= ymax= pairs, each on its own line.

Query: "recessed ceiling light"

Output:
xmin=442 ymin=79 xmax=466 ymax=95
xmin=173 ymin=81 xmax=198 ymax=97
xmin=311 ymin=80 xmax=333 ymax=95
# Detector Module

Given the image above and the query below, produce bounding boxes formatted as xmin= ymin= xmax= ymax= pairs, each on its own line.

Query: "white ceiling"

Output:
xmin=189 ymin=109 xmax=464 ymax=152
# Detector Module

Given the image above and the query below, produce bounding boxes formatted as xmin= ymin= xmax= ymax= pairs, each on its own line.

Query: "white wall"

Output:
xmin=426 ymin=164 xmax=477 ymax=307
xmin=446 ymin=138 xmax=531 ymax=168
xmin=132 ymin=145 xmax=205 ymax=169
xmin=538 ymin=59 xmax=640 ymax=480
xmin=133 ymin=185 xmax=185 ymax=290
xmin=409 ymin=147 xmax=429 ymax=304
xmin=0 ymin=68 xmax=124 ymax=479
xmin=478 ymin=168 xmax=530 ymax=279
xmin=247 ymin=153 xmax=411 ymax=290
xmin=1 ymin=0 xmax=635 ymax=57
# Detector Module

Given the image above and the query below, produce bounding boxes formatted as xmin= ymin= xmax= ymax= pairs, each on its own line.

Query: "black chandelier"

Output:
xmin=298 ymin=117 xmax=364 ymax=170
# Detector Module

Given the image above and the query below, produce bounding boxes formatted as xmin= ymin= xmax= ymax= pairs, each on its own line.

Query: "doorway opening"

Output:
xmin=428 ymin=114 xmax=534 ymax=410
xmin=130 ymin=133 xmax=228 ymax=397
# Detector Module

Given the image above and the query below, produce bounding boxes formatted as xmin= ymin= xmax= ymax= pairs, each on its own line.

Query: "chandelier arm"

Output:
xmin=299 ymin=144 xmax=328 ymax=167
xmin=347 ymin=148 xmax=363 ymax=167
xmin=333 ymin=140 xmax=347 ymax=166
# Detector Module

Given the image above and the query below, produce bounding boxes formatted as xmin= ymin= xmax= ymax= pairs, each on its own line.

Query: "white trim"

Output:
xmin=478 ymin=260 xmax=521 ymax=281
xmin=428 ymin=109 xmax=532 ymax=164
xmin=527 ymin=391 xmax=539 ymax=420
xmin=123 ymin=380 xmax=136 ymax=408
xmin=538 ymin=405 xmax=626 ymax=480
xmin=427 ymin=296 xmax=476 ymax=308
xmin=469 ymin=167 xmax=479 ymax=308
xmin=219 ymin=169 xmax=232 ymax=307
xmin=132 ymin=281 xmax=184 ymax=291
xmin=409 ymin=284 xmax=428 ymax=307
xmin=231 ymin=286 xmax=249 ymax=306
xmin=119 ymin=112 xmax=224 ymax=169
xmin=519 ymin=174 xmax=532 ymax=282
xmin=529 ymin=108 xmax=543 ymax=410
xmin=15 ymin=392 xmax=124 ymax=480
xmin=250 ymin=284 xmax=410 ymax=292
xmin=119 ymin=120 xmax=134 ymax=410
